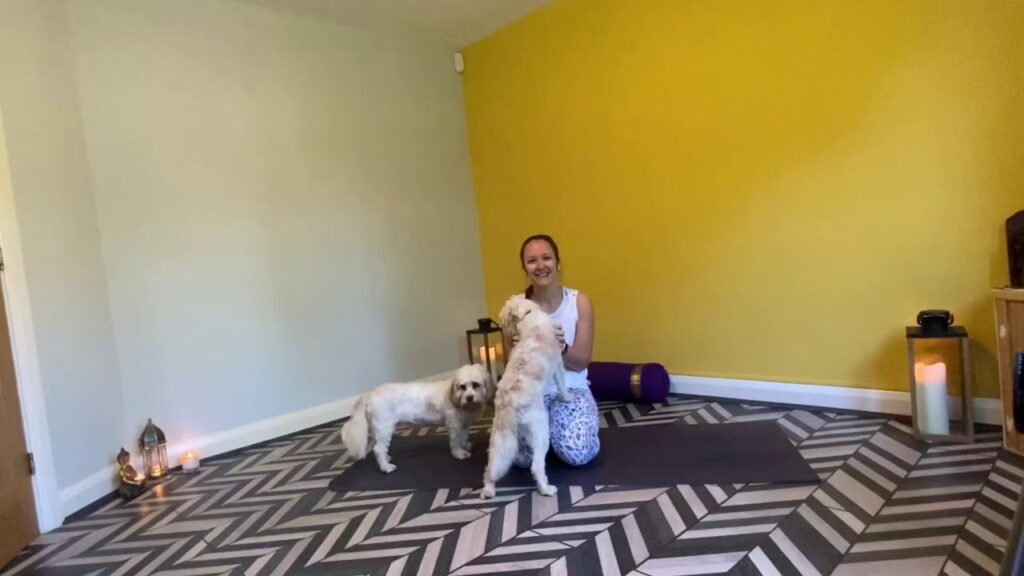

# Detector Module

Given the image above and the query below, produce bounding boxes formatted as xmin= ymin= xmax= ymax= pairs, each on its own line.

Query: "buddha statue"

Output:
xmin=117 ymin=447 xmax=147 ymax=499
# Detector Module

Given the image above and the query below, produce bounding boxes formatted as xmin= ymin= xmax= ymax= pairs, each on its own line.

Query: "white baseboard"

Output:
xmin=58 ymin=393 xmax=361 ymax=520
xmin=57 ymin=466 xmax=118 ymax=520
xmin=670 ymin=374 xmax=1002 ymax=426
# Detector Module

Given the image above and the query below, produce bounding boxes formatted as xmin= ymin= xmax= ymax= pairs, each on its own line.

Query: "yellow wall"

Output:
xmin=463 ymin=0 xmax=1024 ymax=397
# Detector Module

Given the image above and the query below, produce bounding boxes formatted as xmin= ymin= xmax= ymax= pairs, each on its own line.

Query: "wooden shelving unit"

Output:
xmin=993 ymin=288 xmax=1024 ymax=455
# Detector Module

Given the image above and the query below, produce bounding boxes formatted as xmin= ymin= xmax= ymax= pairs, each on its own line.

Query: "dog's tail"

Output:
xmin=341 ymin=397 xmax=370 ymax=459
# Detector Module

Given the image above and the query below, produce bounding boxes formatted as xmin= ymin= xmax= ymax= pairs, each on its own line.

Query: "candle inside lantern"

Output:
xmin=914 ymin=361 xmax=950 ymax=435
xmin=478 ymin=346 xmax=497 ymax=362
xmin=180 ymin=450 xmax=201 ymax=473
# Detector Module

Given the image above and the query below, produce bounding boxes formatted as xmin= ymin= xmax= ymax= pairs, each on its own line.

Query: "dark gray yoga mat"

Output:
xmin=328 ymin=420 xmax=818 ymax=492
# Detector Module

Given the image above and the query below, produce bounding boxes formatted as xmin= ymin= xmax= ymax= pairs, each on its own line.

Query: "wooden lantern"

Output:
xmin=906 ymin=318 xmax=974 ymax=443
xmin=466 ymin=318 xmax=505 ymax=383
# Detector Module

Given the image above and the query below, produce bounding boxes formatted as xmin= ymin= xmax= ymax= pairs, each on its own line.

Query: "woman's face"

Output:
xmin=522 ymin=239 xmax=559 ymax=289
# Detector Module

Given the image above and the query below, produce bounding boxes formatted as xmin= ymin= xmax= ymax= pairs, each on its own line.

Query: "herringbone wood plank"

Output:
xmin=3 ymin=396 xmax=1018 ymax=576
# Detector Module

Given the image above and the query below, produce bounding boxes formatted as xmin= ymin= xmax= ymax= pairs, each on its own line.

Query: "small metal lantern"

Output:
xmin=139 ymin=418 xmax=169 ymax=479
xmin=466 ymin=318 xmax=505 ymax=382
xmin=906 ymin=314 xmax=974 ymax=443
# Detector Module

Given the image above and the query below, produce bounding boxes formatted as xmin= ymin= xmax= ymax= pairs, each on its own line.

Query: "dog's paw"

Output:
xmin=380 ymin=462 xmax=397 ymax=474
xmin=481 ymin=485 xmax=496 ymax=499
xmin=451 ymin=448 xmax=471 ymax=460
xmin=537 ymin=484 xmax=558 ymax=497
xmin=558 ymin=393 xmax=572 ymax=403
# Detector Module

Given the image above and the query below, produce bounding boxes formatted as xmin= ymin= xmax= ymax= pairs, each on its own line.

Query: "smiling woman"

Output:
xmin=507 ymin=234 xmax=600 ymax=467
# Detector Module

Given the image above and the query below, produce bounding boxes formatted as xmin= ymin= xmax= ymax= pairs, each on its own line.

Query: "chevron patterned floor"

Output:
xmin=3 ymin=395 xmax=1022 ymax=576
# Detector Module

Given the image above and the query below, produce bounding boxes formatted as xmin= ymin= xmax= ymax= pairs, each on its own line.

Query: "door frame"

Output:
xmin=0 ymin=107 xmax=63 ymax=532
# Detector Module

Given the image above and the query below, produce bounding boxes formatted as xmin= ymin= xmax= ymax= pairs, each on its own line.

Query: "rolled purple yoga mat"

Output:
xmin=588 ymin=361 xmax=670 ymax=403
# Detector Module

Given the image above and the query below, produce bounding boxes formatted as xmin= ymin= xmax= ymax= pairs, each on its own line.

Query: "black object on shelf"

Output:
xmin=1016 ymin=352 xmax=1024 ymax=432
xmin=1008 ymin=210 xmax=1024 ymax=288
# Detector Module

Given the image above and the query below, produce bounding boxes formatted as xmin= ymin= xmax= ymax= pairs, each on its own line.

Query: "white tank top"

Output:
xmin=529 ymin=287 xmax=590 ymax=394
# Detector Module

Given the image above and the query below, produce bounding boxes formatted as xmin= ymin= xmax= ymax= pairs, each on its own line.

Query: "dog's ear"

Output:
xmin=504 ymin=321 xmax=518 ymax=346
xmin=499 ymin=295 xmax=526 ymax=328
xmin=514 ymin=298 xmax=535 ymax=322
xmin=448 ymin=377 xmax=461 ymax=406
xmin=484 ymin=374 xmax=496 ymax=402
xmin=498 ymin=303 xmax=514 ymax=328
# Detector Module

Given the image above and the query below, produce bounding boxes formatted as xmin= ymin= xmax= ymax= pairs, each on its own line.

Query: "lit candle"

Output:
xmin=180 ymin=451 xmax=201 ymax=473
xmin=478 ymin=346 xmax=496 ymax=362
xmin=914 ymin=361 xmax=950 ymax=435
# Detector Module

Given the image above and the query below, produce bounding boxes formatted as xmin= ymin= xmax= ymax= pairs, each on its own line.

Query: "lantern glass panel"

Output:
xmin=143 ymin=447 xmax=164 ymax=479
xmin=156 ymin=444 xmax=169 ymax=477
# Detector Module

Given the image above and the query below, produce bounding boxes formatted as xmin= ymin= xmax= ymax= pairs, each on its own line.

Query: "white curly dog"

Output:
xmin=482 ymin=295 xmax=570 ymax=499
xmin=341 ymin=364 xmax=493 ymax=473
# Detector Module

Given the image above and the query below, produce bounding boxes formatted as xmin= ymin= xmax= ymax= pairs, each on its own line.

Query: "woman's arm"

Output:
xmin=563 ymin=292 xmax=593 ymax=371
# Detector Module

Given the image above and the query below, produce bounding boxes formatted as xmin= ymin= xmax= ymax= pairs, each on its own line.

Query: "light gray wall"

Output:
xmin=65 ymin=0 xmax=486 ymax=451
xmin=0 ymin=0 xmax=486 ymax=513
xmin=0 ymin=0 xmax=125 ymax=492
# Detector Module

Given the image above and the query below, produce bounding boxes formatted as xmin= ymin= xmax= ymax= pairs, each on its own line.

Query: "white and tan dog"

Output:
xmin=482 ymin=296 xmax=570 ymax=498
xmin=342 ymin=364 xmax=493 ymax=473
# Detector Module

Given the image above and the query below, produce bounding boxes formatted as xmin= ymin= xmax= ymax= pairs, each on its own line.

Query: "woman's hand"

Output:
xmin=553 ymin=324 xmax=566 ymax=347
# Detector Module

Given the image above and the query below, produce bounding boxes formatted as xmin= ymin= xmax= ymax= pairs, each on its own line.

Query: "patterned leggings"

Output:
xmin=515 ymin=387 xmax=601 ymax=467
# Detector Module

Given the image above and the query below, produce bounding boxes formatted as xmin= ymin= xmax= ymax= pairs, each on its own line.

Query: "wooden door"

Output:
xmin=0 ymin=270 xmax=38 ymax=567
